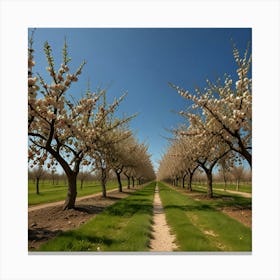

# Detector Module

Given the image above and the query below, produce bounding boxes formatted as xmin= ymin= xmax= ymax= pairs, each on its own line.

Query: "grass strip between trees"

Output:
xmin=189 ymin=185 xmax=252 ymax=209
xmin=28 ymin=180 xmax=125 ymax=206
xmin=192 ymin=183 xmax=252 ymax=194
xmin=38 ymin=182 xmax=156 ymax=251
xmin=158 ymin=182 xmax=252 ymax=252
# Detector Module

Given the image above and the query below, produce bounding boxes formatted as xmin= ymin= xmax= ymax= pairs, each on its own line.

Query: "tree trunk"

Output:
xmin=101 ymin=168 xmax=107 ymax=197
xmin=44 ymin=147 xmax=82 ymax=210
xmin=116 ymin=171 xmax=122 ymax=192
xmin=206 ymin=170 xmax=213 ymax=198
xmin=236 ymin=179 xmax=240 ymax=191
xmin=182 ymin=174 xmax=187 ymax=188
xmin=238 ymin=142 xmax=252 ymax=168
xmin=80 ymin=179 xmax=84 ymax=189
xmin=63 ymin=173 xmax=77 ymax=210
xmin=223 ymin=172 xmax=227 ymax=191
xmin=125 ymin=174 xmax=130 ymax=189
xmin=36 ymin=177 xmax=40 ymax=195
xmin=132 ymin=177 xmax=135 ymax=188
xmin=187 ymin=172 xmax=193 ymax=192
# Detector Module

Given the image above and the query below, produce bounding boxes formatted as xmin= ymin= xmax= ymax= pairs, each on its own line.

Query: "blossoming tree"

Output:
xmin=169 ymin=44 xmax=252 ymax=167
xmin=28 ymin=38 xmax=134 ymax=209
xmin=158 ymin=44 xmax=251 ymax=197
xmin=108 ymin=134 xmax=139 ymax=191
xmin=91 ymin=122 xmax=133 ymax=197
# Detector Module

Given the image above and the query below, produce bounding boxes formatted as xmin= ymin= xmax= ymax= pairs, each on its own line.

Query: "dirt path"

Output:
xmin=28 ymin=188 xmax=118 ymax=212
xmin=196 ymin=185 xmax=252 ymax=198
xmin=150 ymin=184 xmax=177 ymax=252
xmin=221 ymin=189 xmax=252 ymax=198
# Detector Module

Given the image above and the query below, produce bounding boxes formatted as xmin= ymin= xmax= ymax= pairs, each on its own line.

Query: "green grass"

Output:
xmin=158 ymin=182 xmax=252 ymax=252
xmin=38 ymin=182 xmax=156 ymax=252
xmin=193 ymin=182 xmax=252 ymax=193
xmin=28 ymin=180 xmax=125 ymax=206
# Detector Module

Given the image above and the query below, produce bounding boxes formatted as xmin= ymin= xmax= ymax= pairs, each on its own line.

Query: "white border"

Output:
xmin=1 ymin=0 xmax=279 ymax=280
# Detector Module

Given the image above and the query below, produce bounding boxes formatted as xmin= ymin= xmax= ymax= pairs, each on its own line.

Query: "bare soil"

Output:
xmin=28 ymin=188 xmax=138 ymax=250
xmin=149 ymin=185 xmax=177 ymax=252
xmin=218 ymin=206 xmax=252 ymax=228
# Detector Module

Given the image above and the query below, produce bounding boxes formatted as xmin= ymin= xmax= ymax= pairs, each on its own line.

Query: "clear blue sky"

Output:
xmin=29 ymin=28 xmax=251 ymax=172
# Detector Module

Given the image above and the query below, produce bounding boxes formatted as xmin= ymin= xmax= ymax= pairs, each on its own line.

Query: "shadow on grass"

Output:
xmin=74 ymin=205 xmax=105 ymax=214
xmin=175 ymin=187 xmax=252 ymax=210
xmin=124 ymin=192 xmax=147 ymax=196
xmin=105 ymin=201 xmax=153 ymax=217
xmin=163 ymin=197 xmax=251 ymax=215
xmin=102 ymin=195 xmax=122 ymax=201
xmin=206 ymin=194 xmax=252 ymax=209
xmin=164 ymin=204 xmax=213 ymax=212
xmin=102 ymin=186 xmax=154 ymax=217
xmin=28 ymin=227 xmax=62 ymax=241
xmin=120 ymin=190 xmax=134 ymax=194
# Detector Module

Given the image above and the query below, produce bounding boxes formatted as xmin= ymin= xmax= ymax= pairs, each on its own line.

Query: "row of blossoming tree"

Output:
xmin=157 ymin=44 xmax=252 ymax=198
xmin=28 ymin=35 xmax=155 ymax=209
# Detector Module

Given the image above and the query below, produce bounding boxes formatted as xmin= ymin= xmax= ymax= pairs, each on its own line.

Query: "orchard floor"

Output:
xmin=171 ymin=187 xmax=252 ymax=229
xmin=28 ymin=184 xmax=251 ymax=251
xmin=28 ymin=187 xmax=138 ymax=250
